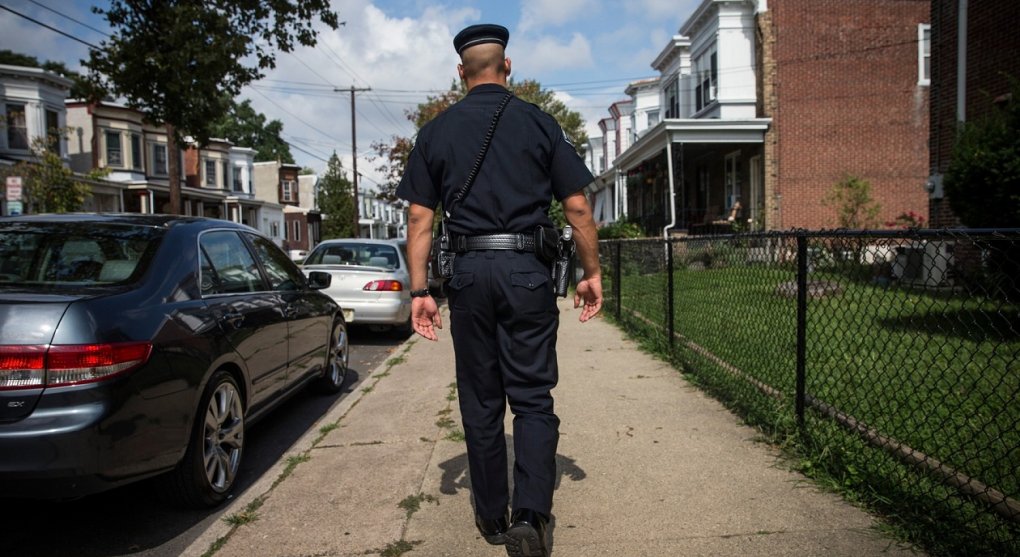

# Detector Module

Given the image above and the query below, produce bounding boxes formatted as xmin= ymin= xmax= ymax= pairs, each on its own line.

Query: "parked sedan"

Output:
xmin=0 ymin=214 xmax=349 ymax=508
xmin=302 ymin=239 xmax=412 ymax=336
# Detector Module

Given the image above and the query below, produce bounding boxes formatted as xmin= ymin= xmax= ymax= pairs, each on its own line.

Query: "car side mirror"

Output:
xmin=307 ymin=271 xmax=331 ymax=290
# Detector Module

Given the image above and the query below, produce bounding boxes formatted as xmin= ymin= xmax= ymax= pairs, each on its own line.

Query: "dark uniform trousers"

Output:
xmin=446 ymin=249 xmax=560 ymax=520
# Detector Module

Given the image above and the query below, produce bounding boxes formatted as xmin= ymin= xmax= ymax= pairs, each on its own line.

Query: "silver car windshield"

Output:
xmin=306 ymin=243 xmax=401 ymax=270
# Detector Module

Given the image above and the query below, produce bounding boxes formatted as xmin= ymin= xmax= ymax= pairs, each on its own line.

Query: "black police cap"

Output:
xmin=453 ymin=24 xmax=509 ymax=55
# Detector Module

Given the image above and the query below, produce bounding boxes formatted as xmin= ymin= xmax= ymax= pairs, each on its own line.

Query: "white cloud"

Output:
xmin=512 ymin=32 xmax=593 ymax=75
xmin=624 ymin=0 xmax=702 ymax=21
xmin=518 ymin=0 xmax=598 ymax=32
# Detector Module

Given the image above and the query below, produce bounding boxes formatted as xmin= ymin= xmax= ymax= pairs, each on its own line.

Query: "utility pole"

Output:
xmin=336 ymin=86 xmax=371 ymax=237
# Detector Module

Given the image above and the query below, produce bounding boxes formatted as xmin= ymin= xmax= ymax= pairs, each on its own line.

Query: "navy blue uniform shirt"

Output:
xmin=396 ymin=83 xmax=595 ymax=236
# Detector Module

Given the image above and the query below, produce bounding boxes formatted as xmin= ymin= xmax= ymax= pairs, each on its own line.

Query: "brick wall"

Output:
xmin=929 ymin=0 xmax=1020 ymax=228
xmin=768 ymin=0 xmax=930 ymax=230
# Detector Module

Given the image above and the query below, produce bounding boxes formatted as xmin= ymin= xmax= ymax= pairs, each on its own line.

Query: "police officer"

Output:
xmin=397 ymin=23 xmax=603 ymax=557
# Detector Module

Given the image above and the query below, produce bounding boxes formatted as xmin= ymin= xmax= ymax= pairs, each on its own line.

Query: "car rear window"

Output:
xmin=0 ymin=222 xmax=161 ymax=286
xmin=306 ymin=243 xmax=401 ymax=270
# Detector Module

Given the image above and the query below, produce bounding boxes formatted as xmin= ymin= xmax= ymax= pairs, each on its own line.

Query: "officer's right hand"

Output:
xmin=411 ymin=295 xmax=443 ymax=341
xmin=574 ymin=275 xmax=603 ymax=323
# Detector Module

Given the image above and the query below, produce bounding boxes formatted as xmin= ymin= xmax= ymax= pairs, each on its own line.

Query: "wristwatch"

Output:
xmin=409 ymin=288 xmax=431 ymax=298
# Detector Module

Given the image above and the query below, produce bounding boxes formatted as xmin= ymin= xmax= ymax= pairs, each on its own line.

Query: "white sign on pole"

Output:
xmin=6 ymin=176 xmax=23 ymax=202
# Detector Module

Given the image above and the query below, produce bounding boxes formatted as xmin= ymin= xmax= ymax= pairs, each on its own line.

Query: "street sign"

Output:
xmin=7 ymin=201 xmax=23 ymax=216
xmin=6 ymin=176 xmax=23 ymax=202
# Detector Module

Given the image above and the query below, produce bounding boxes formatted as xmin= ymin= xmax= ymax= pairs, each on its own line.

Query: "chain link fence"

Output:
xmin=600 ymin=229 xmax=1020 ymax=556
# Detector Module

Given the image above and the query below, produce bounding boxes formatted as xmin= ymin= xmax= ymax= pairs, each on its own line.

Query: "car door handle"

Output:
xmin=222 ymin=311 xmax=244 ymax=328
xmin=283 ymin=306 xmax=298 ymax=318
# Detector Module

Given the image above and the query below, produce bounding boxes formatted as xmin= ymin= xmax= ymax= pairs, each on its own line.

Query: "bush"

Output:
xmin=823 ymin=175 xmax=881 ymax=229
xmin=598 ymin=218 xmax=645 ymax=239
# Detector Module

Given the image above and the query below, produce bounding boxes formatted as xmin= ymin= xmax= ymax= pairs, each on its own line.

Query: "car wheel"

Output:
xmin=158 ymin=370 xmax=244 ymax=508
xmin=315 ymin=320 xmax=349 ymax=394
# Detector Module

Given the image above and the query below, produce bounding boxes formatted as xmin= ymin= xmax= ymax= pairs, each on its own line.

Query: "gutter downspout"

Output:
xmin=956 ymin=0 xmax=968 ymax=124
xmin=662 ymin=139 xmax=677 ymax=239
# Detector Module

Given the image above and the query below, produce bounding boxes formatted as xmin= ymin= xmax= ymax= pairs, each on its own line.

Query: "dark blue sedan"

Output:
xmin=0 ymin=214 xmax=348 ymax=507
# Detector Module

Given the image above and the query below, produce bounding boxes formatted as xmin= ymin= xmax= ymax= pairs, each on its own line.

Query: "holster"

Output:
xmin=431 ymin=233 xmax=455 ymax=280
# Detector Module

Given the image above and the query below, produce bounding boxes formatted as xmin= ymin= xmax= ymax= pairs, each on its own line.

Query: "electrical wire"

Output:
xmin=0 ymin=3 xmax=101 ymax=49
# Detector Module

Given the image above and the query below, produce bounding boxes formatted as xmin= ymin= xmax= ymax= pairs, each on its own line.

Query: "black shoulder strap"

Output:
xmin=446 ymin=91 xmax=514 ymax=217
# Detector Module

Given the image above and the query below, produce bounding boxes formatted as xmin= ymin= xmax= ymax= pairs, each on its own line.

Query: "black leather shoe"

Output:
xmin=504 ymin=508 xmax=550 ymax=557
xmin=475 ymin=512 xmax=509 ymax=545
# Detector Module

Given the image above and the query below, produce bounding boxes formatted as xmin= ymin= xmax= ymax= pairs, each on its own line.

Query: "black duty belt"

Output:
xmin=452 ymin=233 xmax=535 ymax=253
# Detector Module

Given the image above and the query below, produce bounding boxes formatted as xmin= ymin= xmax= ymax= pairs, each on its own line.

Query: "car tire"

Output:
xmin=158 ymin=369 xmax=245 ymax=508
xmin=391 ymin=315 xmax=413 ymax=339
xmin=315 ymin=319 xmax=349 ymax=394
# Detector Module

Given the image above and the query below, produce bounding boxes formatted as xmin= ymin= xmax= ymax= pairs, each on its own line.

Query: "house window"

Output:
xmin=205 ymin=160 xmax=217 ymax=187
xmin=918 ymin=24 xmax=931 ymax=86
xmin=270 ymin=221 xmax=280 ymax=238
xmin=282 ymin=180 xmax=295 ymax=202
xmin=5 ymin=104 xmax=28 ymax=150
xmin=232 ymin=166 xmax=243 ymax=192
xmin=130 ymin=133 xmax=142 ymax=170
xmin=151 ymin=143 xmax=168 ymax=176
xmin=724 ymin=152 xmax=741 ymax=210
xmin=220 ymin=161 xmax=228 ymax=190
xmin=695 ymin=50 xmax=718 ymax=111
xmin=45 ymin=109 xmax=60 ymax=155
xmin=663 ymin=78 xmax=680 ymax=119
xmin=292 ymin=220 xmax=301 ymax=242
xmin=105 ymin=130 xmax=123 ymax=167
xmin=647 ymin=110 xmax=659 ymax=128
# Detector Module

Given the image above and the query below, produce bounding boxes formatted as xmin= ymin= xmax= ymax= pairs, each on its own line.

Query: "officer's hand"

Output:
xmin=574 ymin=275 xmax=603 ymax=323
xmin=411 ymin=295 xmax=442 ymax=341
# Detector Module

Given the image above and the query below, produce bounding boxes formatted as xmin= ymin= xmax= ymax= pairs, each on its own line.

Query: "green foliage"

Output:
xmin=209 ymin=99 xmax=295 ymax=163
xmin=598 ymin=217 xmax=645 ymax=239
xmin=371 ymin=78 xmax=589 ymax=202
xmin=317 ymin=153 xmax=356 ymax=240
xmin=0 ymin=131 xmax=108 ymax=213
xmin=823 ymin=175 xmax=881 ymax=229
xmin=84 ymin=1 xmax=338 ymax=147
xmin=944 ymin=78 xmax=1020 ymax=228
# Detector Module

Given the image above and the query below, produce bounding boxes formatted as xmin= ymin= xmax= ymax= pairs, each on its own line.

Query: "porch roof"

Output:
xmin=614 ymin=117 xmax=771 ymax=172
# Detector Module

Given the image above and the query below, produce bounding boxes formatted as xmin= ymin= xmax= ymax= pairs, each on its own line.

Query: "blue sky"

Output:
xmin=1 ymin=0 xmax=702 ymax=185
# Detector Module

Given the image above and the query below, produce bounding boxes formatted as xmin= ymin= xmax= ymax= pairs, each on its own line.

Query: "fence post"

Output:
xmin=666 ymin=239 xmax=675 ymax=347
xmin=796 ymin=233 xmax=807 ymax=426
xmin=614 ymin=241 xmax=622 ymax=318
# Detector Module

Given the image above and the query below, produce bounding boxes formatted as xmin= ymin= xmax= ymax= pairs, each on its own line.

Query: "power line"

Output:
xmin=26 ymin=0 xmax=110 ymax=37
xmin=0 ymin=3 xmax=100 ymax=49
xmin=247 ymin=85 xmax=345 ymax=145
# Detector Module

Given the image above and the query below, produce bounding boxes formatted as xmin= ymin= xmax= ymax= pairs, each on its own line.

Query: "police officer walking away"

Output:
xmin=396 ymin=23 xmax=603 ymax=557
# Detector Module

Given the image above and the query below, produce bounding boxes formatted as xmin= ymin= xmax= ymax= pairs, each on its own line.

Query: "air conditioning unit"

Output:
xmin=892 ymin=240 xmax=954 ymax=287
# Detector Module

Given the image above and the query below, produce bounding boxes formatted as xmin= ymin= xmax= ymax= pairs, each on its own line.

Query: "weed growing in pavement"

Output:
xmin=435 ymin=415 xmax=455 ymax=429
xmin=361 ymin=385 xmax=373 ymax=394
xmin=386 ymin=354 xmax=406 ymax=367
xmin=271 ymin=454 xmax=310 ymax=489
xmin=445 ymin=429 xmax=465 ymax=442
xmin=377 ymin=539 xmax=423 ymax=556
xmin=446 ymin=383 xmax=457 ymax=401
xmin=398 ymin=493 xmax=438 ymax=518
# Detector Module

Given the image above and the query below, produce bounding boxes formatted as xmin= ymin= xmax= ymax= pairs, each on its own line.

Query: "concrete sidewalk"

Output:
xmin=184 ymin=298 xmax=920 ymax=557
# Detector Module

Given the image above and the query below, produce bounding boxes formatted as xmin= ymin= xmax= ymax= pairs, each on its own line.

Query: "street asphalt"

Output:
xmin=183 ymin=297 xmax=923 ymax=557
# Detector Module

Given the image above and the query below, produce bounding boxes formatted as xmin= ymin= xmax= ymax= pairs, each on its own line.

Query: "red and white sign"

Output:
xmin=5 ymin=176 xmax=22 ymax=202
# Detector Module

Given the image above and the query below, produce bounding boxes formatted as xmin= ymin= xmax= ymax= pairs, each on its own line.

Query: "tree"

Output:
xmin=823 ymin=175 xmax=881 ymax=229
xmin=0 ymin=131 xmax=108 ymax=213
xmin=317 ymin=153 xmax=356 ymax=240
xmin=84 ymin=1 xmax=339 ymax=214
xmin=944 ymin=79 xmax=1020 ymax=228
xmin=210 ymin=99 xmax=295 ymax=163
xmin=371 ymin=78 xmax=589 ymax=203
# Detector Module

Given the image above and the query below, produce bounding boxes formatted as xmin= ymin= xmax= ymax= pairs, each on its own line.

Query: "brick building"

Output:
xmin=762 ymin=0 xmax=931 ymax=230
xmin=927 ymin=0 xmax=1020 ymax=228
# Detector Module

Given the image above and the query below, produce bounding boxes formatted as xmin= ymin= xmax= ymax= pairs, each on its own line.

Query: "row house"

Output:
xmin=594 ymin=0 xmax=930 ymax=235
xmin=64 ymin=100 xmax=285 ymax=242
xmin=253 ymin=161 xmax=317 ymax=256
xmin=358 ymin=187 xmax=406 ymax=239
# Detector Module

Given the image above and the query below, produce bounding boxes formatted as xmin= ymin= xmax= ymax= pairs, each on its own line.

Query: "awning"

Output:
xmin=615 ymin=118 xmax=772 ymax=172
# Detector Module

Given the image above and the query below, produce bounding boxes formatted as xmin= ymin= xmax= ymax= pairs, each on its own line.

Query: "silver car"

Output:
xmin=302 ymin=239 xmax=412 ymax=336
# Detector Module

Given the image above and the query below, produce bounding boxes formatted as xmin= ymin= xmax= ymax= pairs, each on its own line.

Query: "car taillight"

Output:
xmin=363 ymin=280 xmax=403 ymax=292
xmin=0 ymin=345 xmax=46 ymax=390
xmin=0 ymin=342 xmax=152 ymax=390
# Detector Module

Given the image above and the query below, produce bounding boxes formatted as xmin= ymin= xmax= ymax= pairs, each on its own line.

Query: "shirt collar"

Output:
xmin=467 ymin=83 xmax=510 ymax=95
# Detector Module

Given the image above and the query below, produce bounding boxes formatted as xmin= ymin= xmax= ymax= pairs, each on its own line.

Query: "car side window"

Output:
xmin=246 ymin=233 xmax=306 ymax=292
xmin=199 ymin=231 xmax=264 ymax=295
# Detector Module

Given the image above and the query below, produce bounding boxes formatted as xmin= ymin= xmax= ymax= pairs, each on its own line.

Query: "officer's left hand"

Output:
xmin=411 ymin=295 xmax=442 ymax=341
